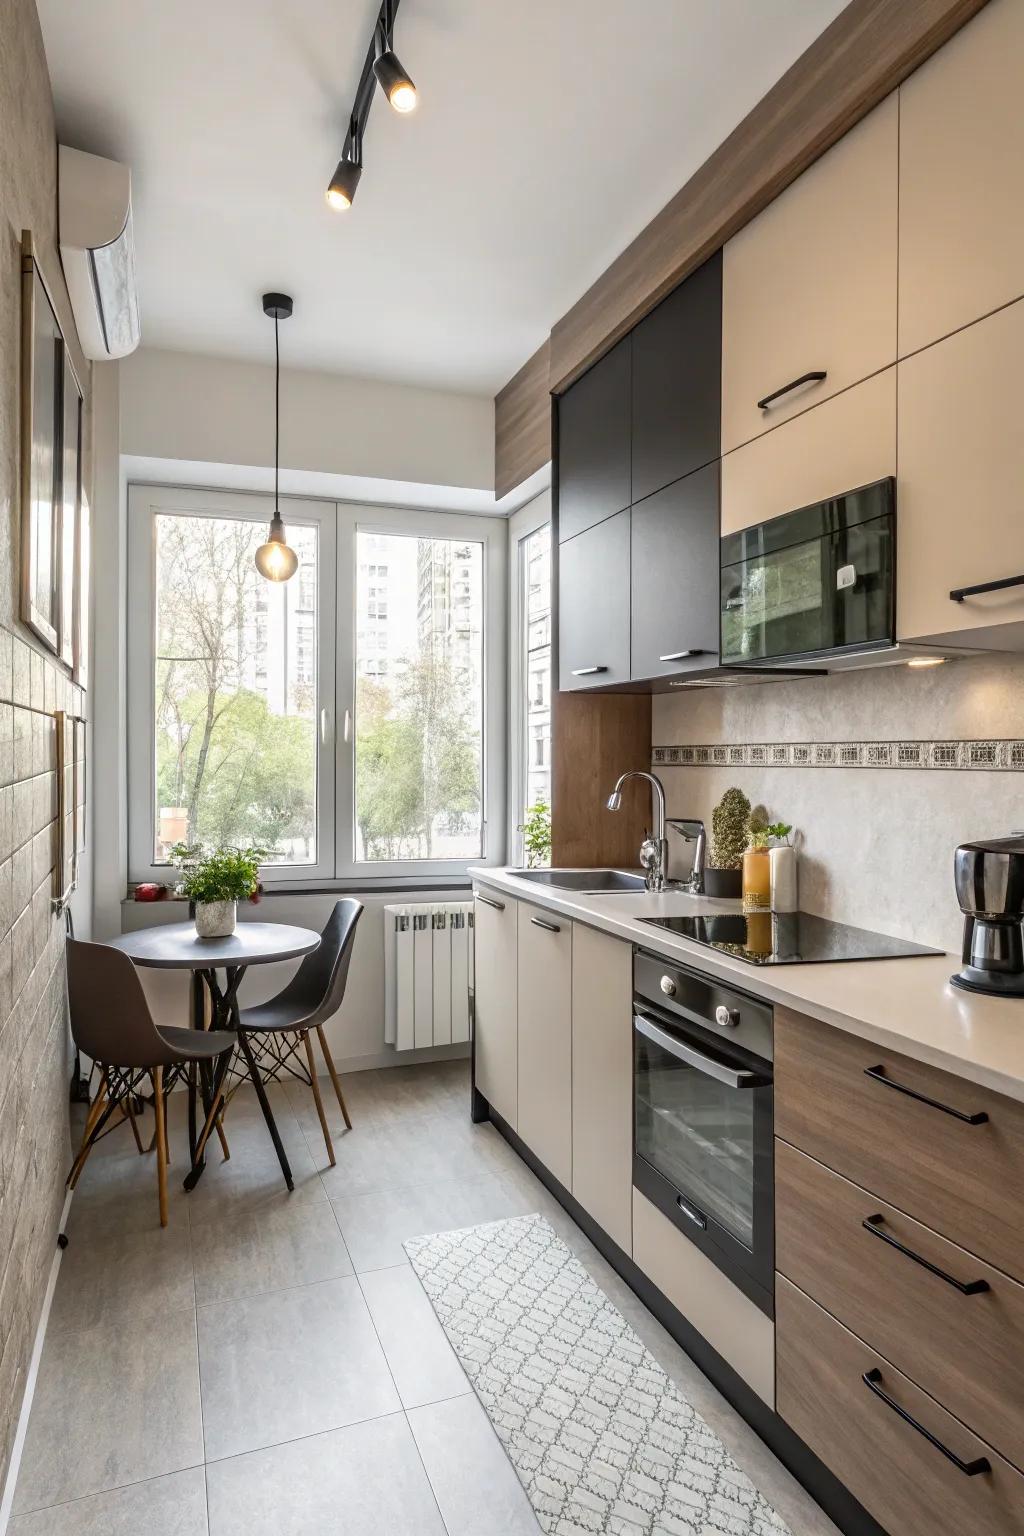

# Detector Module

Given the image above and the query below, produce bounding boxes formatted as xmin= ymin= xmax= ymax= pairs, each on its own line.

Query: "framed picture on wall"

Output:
xmin=59 ymin=346 xmax=83 ymax=669
xmin=73 ymin=485 xmax=90 ymax=688
xmin=20 ymin=231 xmax=63 ymax=652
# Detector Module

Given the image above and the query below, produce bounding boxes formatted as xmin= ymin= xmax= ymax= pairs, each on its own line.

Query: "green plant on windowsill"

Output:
xmin=169 ymin=843 xmax=269 ymax=903
xmin=518 ymin=801 xmax=552 ymax=869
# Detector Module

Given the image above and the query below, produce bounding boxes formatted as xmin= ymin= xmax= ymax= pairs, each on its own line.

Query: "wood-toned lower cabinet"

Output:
xmin=898 ymin=0 xmax=1024 ymax=358
xmin=776 ymin=1140 xmax=1024 ymax=1473
xmin=721 ymin=94 xmax=897 ymax=454
xmin=570 ymin=924 xmax=632 ymax=1255
xmin=777 ymin=1277 xmax=1024 ymax=1536
xmin=472 ymin=891 xmax=518 ymax=1129
xmin=516 ymin=903 xmax=573 ymax=1187
xmin=897 ymin=298 xmax=1024 ymax=646
xmin=720 ymin=368 xmax=895 ymax=536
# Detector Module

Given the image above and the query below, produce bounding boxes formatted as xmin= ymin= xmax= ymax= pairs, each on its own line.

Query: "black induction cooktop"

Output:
xmin=639 ymin=910 xmax=942 ymax=966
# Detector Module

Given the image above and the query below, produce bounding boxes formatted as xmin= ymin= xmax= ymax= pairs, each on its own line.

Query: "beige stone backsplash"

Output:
xmin=653 ymin=653 xmax=1024 ymax=953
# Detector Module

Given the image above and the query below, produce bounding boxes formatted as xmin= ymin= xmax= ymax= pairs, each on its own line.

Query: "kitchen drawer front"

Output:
xmin=571 ymin=924 xmax=633 ymax=1256
xmin=775 ymin=1006 xmax=1024 ymax=1283
xmin=721 ymin=95 xmax=897 ymax=455
xmin=776 ymin=1140 xmax=1024 ymax=1472
xmin=898 ymin=0 xmax=1024 ymax=358
xmin=897 ymin=298 xmax=1024 ymax=645
xmin=517 ymin=903 xmax=573 ymax=1188
xmin=777 ymin=1276 xmax=1024 ymax=1536
xmin=720 ymin=368 xmax=894 ymax=536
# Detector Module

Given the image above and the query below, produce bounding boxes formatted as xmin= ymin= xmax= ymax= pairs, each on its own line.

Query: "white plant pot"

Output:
xmin=195 ymin=900 xmax=236 ymax=938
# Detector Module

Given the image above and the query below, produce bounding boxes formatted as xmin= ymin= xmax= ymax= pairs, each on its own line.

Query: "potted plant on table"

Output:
xmin=704 ymin=787 xmax=750 ymax=899
xmin=170 ymin=844 xmax=268 ymax=938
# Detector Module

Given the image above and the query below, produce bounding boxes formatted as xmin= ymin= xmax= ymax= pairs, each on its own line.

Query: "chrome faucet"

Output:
xmin=667 ymin=818 xmax=707 ymax=895
xmin=606 ymin=771 xmax=668 ymax=892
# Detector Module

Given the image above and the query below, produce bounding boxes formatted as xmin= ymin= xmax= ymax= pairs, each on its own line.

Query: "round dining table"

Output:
xmin=109 ymin=920 xmax=321 ymax=1192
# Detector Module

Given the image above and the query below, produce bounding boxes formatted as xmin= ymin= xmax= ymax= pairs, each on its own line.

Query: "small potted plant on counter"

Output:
xmin=704 ymin=787 xmax=750 ymax=899
xmin=171 ymin=844 xmax=268 ymax=938
xmin=518 ymin=800 xmax=552 ymax=869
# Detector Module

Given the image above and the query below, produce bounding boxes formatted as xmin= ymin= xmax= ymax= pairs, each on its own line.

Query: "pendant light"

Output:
xmin=255 ymin=293 xmax=299 ymax=582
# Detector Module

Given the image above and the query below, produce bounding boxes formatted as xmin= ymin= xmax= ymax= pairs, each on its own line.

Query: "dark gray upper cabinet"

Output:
xmin=558 ymin=510 xmax=631 ymax=690
xmin=631 ymin=252 xmax=722 ymax=506
xmin=556 ymin=335 xmax=631 ymax=543
xmin=630 ymin=462 xmax=721 ymax=681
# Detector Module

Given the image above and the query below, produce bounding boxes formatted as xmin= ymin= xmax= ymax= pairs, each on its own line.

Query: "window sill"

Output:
xmin=122 ymin=874 xmax=475 ymax=908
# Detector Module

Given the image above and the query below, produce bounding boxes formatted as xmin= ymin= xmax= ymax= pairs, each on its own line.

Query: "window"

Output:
xmin=129 ymin=488 xmax=505 ymax=885
xmin=507 ymin=494 xmax=552 ymax=863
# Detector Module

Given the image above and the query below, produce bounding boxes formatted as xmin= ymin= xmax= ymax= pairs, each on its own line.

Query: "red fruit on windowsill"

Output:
xmin=135 ymin=882 xmax=166 ymax=902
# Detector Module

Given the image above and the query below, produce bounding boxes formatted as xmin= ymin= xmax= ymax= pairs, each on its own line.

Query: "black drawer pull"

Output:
xmin=863 ymin=1065 xmax=988 ymax=1124
xmin=862 ymin=1214 xmax=990 ymax=1295
xmin=861 ymin=1369 xmax=991 ymax=1477
xmin=530 ymin=916 xmax=560 ymax=933
xmin=950 ymin=573 xmax=1024 ymax=603
xmin=756 ymin=371 xmax=827 ymax=411
xmin=571 ymin=666 xmax=607 ymax=677
xmin=476 ymin=894 xmax=505 ymax=911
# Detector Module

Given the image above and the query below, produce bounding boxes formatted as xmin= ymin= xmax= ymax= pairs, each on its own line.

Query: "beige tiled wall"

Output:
xmin=0 ymin=0 xmax=91 ymax=1491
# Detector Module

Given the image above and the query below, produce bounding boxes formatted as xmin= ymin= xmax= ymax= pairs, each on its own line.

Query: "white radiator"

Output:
xmin=384 ymin=902 xmax=474 ymax=1052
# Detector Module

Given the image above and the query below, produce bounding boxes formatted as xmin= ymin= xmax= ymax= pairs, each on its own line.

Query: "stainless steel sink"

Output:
xmin=509 ymin=868 xmax=648 ymax=893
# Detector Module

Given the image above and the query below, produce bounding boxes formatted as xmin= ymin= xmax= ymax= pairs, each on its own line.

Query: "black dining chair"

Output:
xmin=66 ymin=939 xmax=236 ymax=1227
xmin=225 ymin=899 xmax=364 ymax=1175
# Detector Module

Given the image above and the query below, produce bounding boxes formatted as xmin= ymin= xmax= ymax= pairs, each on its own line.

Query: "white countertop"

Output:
xmin=470 ymin=867 xmax=1024 ymax=1103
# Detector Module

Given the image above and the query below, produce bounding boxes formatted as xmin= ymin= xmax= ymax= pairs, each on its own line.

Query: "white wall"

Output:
xmin=119 ymin=346 xmax=495 ymax=493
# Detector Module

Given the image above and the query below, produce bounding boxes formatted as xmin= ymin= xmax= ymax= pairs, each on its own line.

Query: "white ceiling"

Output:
xmin=39 ymin=0 xmax=847 ymax=396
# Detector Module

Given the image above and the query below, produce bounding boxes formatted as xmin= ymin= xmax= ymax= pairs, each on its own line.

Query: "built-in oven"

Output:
xmin=633 ymin=949 xmax=774 ymax=1316
xmin=720 ymin=476 xmax=895 ymax=667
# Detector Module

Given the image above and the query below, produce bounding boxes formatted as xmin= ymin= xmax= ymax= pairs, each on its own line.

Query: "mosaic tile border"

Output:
xmin=652 ymin=739 xmax=1024 ymax=771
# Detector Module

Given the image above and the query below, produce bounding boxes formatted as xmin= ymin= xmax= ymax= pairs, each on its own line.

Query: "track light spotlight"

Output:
xmin=326 ymin=155 xmax=362 ymax=211
xmin=373 ymin=45 xmax=417 ymax=113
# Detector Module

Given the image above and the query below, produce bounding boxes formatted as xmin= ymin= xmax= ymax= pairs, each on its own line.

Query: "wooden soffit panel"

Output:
xmin=494 ymin=338 xmax=551 ymax=501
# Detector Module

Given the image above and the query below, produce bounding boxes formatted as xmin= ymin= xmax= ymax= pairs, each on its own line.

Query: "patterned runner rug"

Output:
xmin=405 ymin=1213 xmax=792 ymax=1536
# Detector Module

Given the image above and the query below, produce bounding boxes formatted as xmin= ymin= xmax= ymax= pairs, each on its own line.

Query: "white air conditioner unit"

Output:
xmin=58 ymin=145 xmax=141 ymax=360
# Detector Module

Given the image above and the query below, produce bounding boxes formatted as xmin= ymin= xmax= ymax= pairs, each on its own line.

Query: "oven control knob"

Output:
xmin=659 ymin=975 xmax=677 ymax=997
xmin=715 ymin=1005 xmax=740 ymax=1029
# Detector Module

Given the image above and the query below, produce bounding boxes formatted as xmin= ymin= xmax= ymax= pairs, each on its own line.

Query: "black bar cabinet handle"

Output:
xmin=863 ymin=1065 xmax=989 ymax=1125
xmin=756 ymin=370 xmax=827 ymax=411
xmin=862 ymin=1214 xmax=990 ymax=1295
xmin=571 ymin=666 xmax=607 ymax=676
xmin=476 ymin=893 xmax=504 ymax=911
xmin=950 ymin=573 xmax=1024 ymax=603
xmin=861 ymin=1369 xmax=990 ymax=1476
xmin=530 ymin=916 xmax=560 ymax=933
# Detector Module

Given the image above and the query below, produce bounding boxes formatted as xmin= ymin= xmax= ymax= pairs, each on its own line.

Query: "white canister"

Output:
xmin=194 ymin=900 xmax=237 ymax=938
xmin=769 ymin=844 xmax=798 ymax=913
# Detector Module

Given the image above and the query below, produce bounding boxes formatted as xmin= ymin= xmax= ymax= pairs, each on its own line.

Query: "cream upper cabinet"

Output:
xmin=473 ymin=890 xmax=518 ymax=1129
xmin=721 ymin=368 xmax=895 ymax=537
xmin=898 ymin=0 xmax=1024 ymax=359
xmin=571 ymin=924 xmax=633 ymax=1256
xmin=721 ymin=95 xmax=898 ymax=455
xmin=897 ymin=298 xmax=1024 ymax=645
xmin=516 ymin=903 xmax=573 ymax=1187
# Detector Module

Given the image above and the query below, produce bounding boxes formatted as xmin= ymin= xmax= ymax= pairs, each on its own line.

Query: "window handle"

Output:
xmin=343 ymin=708 xmax=352 ymax=744
xmin=320 ymin=708 xmax=330 ymax=746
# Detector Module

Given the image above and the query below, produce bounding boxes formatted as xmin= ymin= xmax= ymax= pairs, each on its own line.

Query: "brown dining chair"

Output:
xmin=66 ymin=938 xmax=236 ymax=1226
xmin=223 ymin=899 xmax=364 ymax=1172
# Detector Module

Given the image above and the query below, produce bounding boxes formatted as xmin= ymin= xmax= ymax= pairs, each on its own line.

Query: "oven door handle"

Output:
xmin=634 ymin=1013 xmax=769 ymax=1089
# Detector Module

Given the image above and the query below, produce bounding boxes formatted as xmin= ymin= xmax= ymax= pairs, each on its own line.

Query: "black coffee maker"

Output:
xmin=952 ymin=836 xmax=1024 ymax=996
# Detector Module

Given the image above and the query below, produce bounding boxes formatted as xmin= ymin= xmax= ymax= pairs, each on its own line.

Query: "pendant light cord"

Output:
xmin=274 ymin=314 xmax=280 ymax=516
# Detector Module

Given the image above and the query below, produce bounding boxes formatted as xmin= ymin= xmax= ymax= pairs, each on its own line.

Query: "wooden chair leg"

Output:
xmin=214 ymin=1114 xmax=231 ymax=1161
xmin=123 ymin=1094 xmax=146 ymax=1155
xmin=316 ymin=1025 xmax=352 ymax=1131
xmin=191 ymin=1074 xmax=230 ymax=1168
xmin=303 ymin=1032 xmax=336 ymax=1167
xmin=67 ymin=1084 xmax=108 ymax=1190
xmin=153 ymin=1067 xmax=168 ymax=1227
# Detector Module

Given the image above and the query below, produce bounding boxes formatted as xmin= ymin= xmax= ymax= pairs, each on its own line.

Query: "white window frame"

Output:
xmin=507 ymin=491 xmax=552 ymax=865
xmin=335 ymin=502 xmax=506 ymax=882
xmin=127 ymin=484 xmax=506 ymax=888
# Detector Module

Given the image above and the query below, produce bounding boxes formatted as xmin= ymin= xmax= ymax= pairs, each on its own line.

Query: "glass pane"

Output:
xmin=153 ymin=513 xmax=318 ymax=864
xmin=635 ymin=1035 xmax=755 ymax=1249
xmin=354 ymin=531 xmax=483 ymax=862
xmin=521 ymin=524 xmax=551 ymax=831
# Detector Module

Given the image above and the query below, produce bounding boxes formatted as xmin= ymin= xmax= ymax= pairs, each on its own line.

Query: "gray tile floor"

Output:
xmin=11 ymin=1061 xmax=838 ymax=1535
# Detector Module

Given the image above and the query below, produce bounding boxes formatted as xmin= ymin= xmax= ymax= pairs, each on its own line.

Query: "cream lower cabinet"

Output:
xmin=516 ymin=902 xmax=573 ymax=1187
xmin=897 ymin=299 xmax=1024 ymax=646
xmin=571 ymin=923 xmax=633 ymax=1255
xmin=473 ymin=891 xmax=518 ymax=1129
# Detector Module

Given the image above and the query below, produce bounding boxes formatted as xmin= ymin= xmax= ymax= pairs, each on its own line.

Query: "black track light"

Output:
xmin=326 ymin=154 xmax=363 ymax=212
xmin=373 ymin=42 xmax=417 ymax=113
